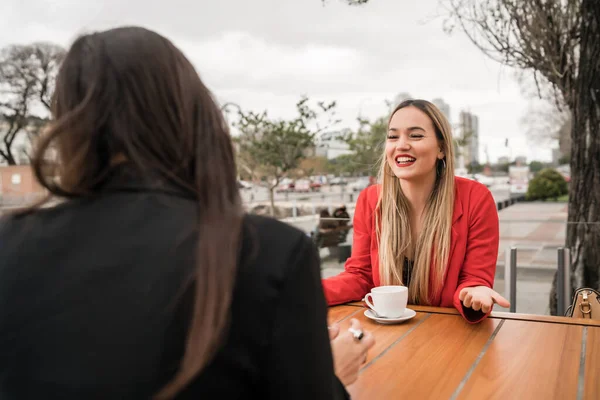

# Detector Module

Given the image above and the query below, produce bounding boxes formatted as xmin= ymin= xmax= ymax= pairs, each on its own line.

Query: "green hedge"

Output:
xmin=526 ymin=168 xmax=568 ymax=201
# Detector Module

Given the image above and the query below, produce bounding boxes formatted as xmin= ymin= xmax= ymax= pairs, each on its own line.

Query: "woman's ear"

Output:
xmin=438 ymin=143 xmax=445 ymax=159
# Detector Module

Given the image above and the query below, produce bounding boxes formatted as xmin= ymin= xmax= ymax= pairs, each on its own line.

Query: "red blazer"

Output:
xmin=322 ymin=177 xmax=499 ymax=323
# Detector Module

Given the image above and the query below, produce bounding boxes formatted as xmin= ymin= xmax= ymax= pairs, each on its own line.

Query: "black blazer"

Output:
xmin=0 ymin=169 xmax=348 ymax=399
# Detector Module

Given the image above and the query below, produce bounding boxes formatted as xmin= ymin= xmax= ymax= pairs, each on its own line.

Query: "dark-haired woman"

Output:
xmin=0 ymin=26 xmax=373 ymax=399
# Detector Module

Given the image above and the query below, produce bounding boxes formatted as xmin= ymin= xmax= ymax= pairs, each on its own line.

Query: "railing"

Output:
xmin=505 ymin=247 xmax=517 ymax=313
xmin=291 ymin=210 xmax=595 ymax=316
xmin=503 ymin=246 xmax=572 ymax=315
xmin=242 ymin=183 xmax=516 ymax=220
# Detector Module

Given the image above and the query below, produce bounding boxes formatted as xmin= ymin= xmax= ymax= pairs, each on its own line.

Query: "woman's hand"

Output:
xmin=459 ymin=286 xmax=510 ymax=313
xmin=329 ymin=318 xmax=375 ymax=387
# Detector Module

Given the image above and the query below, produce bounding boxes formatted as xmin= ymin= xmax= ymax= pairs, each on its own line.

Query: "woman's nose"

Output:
xmin=396 ymin=136 xmax=411 ymax=150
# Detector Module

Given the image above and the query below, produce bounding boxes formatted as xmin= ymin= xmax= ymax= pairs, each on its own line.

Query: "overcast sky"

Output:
xmin=1 ymin=0 xmax=553 ymax=162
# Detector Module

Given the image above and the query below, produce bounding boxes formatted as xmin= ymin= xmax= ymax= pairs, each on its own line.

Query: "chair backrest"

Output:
xmin=314 ymin=226 xmax=351 ymax=248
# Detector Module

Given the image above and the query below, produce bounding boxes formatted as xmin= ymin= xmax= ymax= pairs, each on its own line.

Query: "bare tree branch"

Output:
xmin=444 ymin=0 xmax=580 ymax=107
xmin=0 ymin=42 xmax=65 ymax=164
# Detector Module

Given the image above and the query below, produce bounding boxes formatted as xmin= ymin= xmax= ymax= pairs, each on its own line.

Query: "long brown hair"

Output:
xmin=375 ymin=99 xmax=455 ymax=304
xmin=28 ymin=27 xmax=243 ymax=398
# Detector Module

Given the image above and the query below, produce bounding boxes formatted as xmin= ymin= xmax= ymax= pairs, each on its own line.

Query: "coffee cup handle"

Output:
xmin=364 ymin=293 xmax=376 ymax=312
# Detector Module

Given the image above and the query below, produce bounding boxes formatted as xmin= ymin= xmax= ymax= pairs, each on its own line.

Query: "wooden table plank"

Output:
xmin=328 ymin=305 xmax=361 ymax=325
xmin=457 ymin=319 xmax=583 ymax=400
xmin=349 ymin=314 xmax=500 ymax=400
xmin=584 ymin=327 xmax=600 ymax=400
xmin=331 ymin=307 xmax=430 ymax=365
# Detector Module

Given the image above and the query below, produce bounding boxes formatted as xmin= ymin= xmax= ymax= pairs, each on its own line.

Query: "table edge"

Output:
xmin=339 ymin=302 xmax=600 ymax=327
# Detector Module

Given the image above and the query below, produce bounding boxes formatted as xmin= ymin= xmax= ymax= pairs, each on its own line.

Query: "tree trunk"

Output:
xmin=0 ymin=148 xmax=17 ymax=165
xmin=549 ymin=0 xmax=600 ymax=315
xmin=269 ymin=187 xmax=276 ymax=217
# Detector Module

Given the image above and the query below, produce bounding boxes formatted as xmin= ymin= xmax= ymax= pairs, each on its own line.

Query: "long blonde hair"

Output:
xmin=375 ymin=99 xmax=455 ymax=305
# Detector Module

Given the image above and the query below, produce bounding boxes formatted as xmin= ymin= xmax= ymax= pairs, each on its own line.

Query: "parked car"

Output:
xmin=294 ymin=179 xmax=312 ymax=193
xmin=310 ymin=181 xmax=322 ymax=191
xmin=293 ymin=179 xmax=321 ymax=193
xmin=275 ymin=178 xmax=295 ymax=193
xmin=329 ymin=177 xmax=348 ymax=186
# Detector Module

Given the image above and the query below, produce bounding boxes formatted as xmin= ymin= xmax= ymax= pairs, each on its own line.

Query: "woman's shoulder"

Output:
xmin=357 ymin=184 xmax=380 ymax=210
xmin=453 ymin=176 xmax=497 ymax=220
xmin=241 ymin=214 xmax=314 ymax=267
xmin=454 ymin=176 xmax=493 ymax=201
xmin=238 ymin=214 xmax=319 ymax=297
xmin=243 ymin=214 xmax=309 ymax=246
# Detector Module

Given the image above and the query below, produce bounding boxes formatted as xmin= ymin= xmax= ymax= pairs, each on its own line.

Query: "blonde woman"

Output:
xmin=323 ymin=99 xmax=509 ymax=323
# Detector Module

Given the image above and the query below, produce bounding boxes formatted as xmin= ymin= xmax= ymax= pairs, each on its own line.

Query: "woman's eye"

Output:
xmin=410 ymin=134 xmax=424 ymax=139
xmin=387 ymin=135 xmax=398 ymax=139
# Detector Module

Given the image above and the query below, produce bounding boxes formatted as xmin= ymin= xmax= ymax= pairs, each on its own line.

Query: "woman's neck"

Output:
xmin=400 ymin=172 xmax=436 ymax=216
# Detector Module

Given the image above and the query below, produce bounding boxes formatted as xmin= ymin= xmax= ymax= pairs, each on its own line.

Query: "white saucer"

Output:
xmin=364 ymin=308 xmax=416 ymax=324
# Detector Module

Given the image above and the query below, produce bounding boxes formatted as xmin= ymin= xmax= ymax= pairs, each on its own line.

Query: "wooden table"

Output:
xmin=329 ymin=304 xmax=600 ymax=400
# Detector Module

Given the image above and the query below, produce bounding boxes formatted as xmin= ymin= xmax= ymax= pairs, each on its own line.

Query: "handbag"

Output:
xmin=565 ymin=288 xmax=600 ymax=319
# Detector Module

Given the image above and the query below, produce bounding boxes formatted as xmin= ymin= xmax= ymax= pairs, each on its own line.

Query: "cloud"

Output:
xmin=0 ymin=0 xmax=547 ymax=162
xmin=177 ymin=32 xmax=365 ymax=95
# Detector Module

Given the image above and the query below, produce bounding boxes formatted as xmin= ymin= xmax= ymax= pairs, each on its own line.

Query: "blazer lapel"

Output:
xmin=445 ymin=193 xmax=463 ymax=287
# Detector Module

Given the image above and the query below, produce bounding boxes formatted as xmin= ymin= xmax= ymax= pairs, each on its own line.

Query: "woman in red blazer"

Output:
xmin=323 ymin=99 xmax=509 ymax=323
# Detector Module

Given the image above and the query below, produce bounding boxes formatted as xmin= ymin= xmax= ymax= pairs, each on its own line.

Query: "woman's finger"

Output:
xmin=328 ymin=324 xmax=340 ymax=340
xmin=463 ymin=293 xmax=473 ymax=308
xmin=491 ymin=291 xmax=511 ymax=308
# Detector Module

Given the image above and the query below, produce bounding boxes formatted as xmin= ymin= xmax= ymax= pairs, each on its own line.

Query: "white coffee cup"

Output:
xmin=364 ymin=286 xmax=408 ymax=318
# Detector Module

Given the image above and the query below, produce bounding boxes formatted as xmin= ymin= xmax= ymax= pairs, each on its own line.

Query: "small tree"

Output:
xmin=467 ymin=161 xmax=484 ymax=174
xmin=518 ymin=75 xmax=571 ymax=148
xmin=341 ymin=116 xmax=386 ymax=177
xmin=234 ymin=97 xmax=337 ymax=215
xmin=529 ymin=161 xmax=545 ymax=174
xmin=297 ymin=156 xmax=330 ymax=177
xmin=526 ymin=168 xmax=569 ymax=201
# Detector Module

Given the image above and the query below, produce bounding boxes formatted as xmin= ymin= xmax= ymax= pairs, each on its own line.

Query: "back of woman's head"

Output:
xmin=32 ymin=26 xmax=243 ymax=398
xmin=37 ymin=26 xmax=236 ymax=200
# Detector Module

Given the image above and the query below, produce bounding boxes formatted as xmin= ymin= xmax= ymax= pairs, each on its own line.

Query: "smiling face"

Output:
xmin=385 ymin=105 xmax=445 ymax=183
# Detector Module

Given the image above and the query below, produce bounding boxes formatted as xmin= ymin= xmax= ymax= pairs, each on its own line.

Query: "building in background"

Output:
xmin=392 ymin=92 xmax=413 ymax=110
xmin=315 ymin=129 xmax=354 ymax=160
xmin=432 ymin=98 xmax=451 ymax=123
xmin=0 ymin=165 xmax=46 ymax=207
xmin=515 ymin=155 xmax=527 ymax=166
xmin=459 ymin=110 xmax=480 ymax=167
